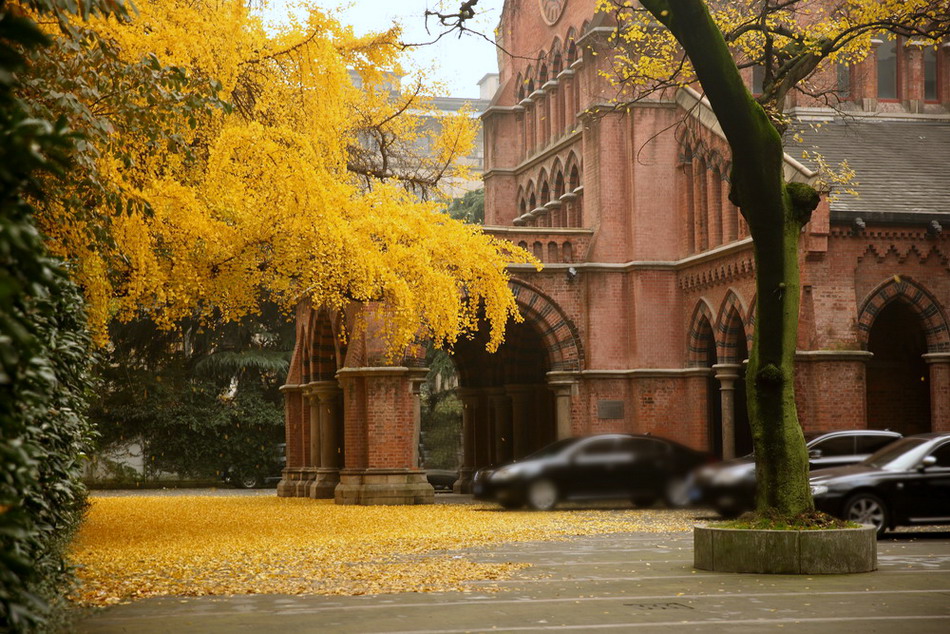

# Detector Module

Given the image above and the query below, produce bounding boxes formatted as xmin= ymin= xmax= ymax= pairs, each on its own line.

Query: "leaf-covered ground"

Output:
xmin=70 ymin=496 xmax=698 ymax=606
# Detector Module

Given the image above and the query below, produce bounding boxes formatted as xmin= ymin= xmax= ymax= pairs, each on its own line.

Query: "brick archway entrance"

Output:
xmin=280 ymin=282 xmax=583 ymax=504
xmin=858 ymin=277 xmax=950 ymax=434
xmin=450 ymin=280 xmax=583 ymax=493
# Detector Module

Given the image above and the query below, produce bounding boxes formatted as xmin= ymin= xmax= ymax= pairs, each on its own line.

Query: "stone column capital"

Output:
xmin=924 ymin=353 xmax=950 ymax=365
xmin=712 ymin=363 xmax=742 ymax=384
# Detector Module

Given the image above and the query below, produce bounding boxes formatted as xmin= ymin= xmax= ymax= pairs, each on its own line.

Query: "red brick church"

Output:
xmin=278 ymin=0 xmax=950 ymax=503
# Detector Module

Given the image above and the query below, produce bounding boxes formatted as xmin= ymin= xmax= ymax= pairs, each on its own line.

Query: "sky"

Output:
xmin=258 ymin=1 xmax=507 ymax=98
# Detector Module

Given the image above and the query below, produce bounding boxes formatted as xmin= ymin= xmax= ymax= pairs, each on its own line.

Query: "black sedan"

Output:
xmin=473 ymin=434 xmax=712 ymax=510
xmin=810 ymin=432 xmax=950 ymax=536
xmin=693 ymin=429 xmax=902 ymax=517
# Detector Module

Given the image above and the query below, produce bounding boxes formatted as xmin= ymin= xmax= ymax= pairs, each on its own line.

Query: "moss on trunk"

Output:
xmin=642 ymin=0 xmax=822 ymax=517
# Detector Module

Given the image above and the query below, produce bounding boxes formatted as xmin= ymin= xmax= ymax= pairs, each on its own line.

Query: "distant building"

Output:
xmin=348 ymin=69 xmax=495 ymax=200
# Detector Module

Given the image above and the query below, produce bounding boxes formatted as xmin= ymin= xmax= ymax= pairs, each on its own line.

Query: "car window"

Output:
xmin=579 ymin=438 xmax=618 ymax=456
xmin=864 ymin=437 xmax=929 ymax=469
xmin=855 ymin=435 xmax=899 ymax=454
xmin=810 ymin=436 xmax=855 ymax=456
xmin=928 ymin=443 xmax=950 ymax=468
xmin=525 ymin=438 xmax=577 ymax=460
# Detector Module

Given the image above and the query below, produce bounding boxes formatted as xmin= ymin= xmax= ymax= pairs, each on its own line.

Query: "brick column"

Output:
xmin=692 ymin=157 xmax=706 ymax=251
xmin=277 ymin=383 xmax=305 ymax=497
xmin=309 ymin=381 xmax=342 ymax=499
xmin=334 ymin=367 xmax=433 ymax=505
xmin=924 ymin=353 xmax=950 ymax=432
xmin=707 ymin=168 xmax=722 ymax=247
xmin=548 ymin=379 xmax=576 ymax=441
xmin=713 ymin=364 xmax=742 ymax=460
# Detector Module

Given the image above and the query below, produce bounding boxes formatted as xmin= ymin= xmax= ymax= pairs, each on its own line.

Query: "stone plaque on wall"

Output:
xmin=597 ymin=400 xmax=624 ymax=420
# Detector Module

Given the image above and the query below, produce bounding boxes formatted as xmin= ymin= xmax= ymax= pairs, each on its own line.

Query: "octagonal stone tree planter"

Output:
xmin=694 ymin=524 xmax=877 ymax=574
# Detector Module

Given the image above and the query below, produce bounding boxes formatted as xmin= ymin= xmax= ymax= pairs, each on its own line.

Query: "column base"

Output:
xmin=308 ymin=468 xmax=340 ymax=499
xmin=277 ymin=467 xmax=318 ymax=498
xmin=335 ymin=468 xmax=434 ymax=505
xmin=453 ymin=467 xmax=474 ymax=494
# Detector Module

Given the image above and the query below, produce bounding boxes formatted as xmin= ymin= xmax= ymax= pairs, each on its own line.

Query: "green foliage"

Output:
xmin=20 ymin=2 xmax=228 ymax=223
xmin=718 ymin=510 xmax=857 ymax=531
xmin=419 ymin=346 xmax=461 ymax=470
xmin=443 ymin=188 xmax=484 ymax=224
xmin=89 ymin=312 xmax=291 ymax=482
xmin=0 ymin=2 xmax=109 ymax=630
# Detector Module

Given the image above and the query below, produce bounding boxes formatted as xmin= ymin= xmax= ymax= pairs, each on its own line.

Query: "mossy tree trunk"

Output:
xmin=642 ymin=0 xmax=820 ymax=515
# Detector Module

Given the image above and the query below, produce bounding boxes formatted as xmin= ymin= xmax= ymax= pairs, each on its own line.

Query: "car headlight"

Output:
xmin=492 ymin=466 xmax=520 ymax=482
xmin=810 ymin=484 xmax=829 ymax=497
xmin=713 ymin=468 xmax=749 ymax=485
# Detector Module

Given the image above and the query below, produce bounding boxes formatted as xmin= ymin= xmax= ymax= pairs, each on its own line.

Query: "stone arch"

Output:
xmin=566 ymin=28 xmax=578 ymax=63
xmin=857 ymin=276 xmax=950 ymax=352
xmin=565 ymin=150 xmax=581 ymax=178
xmin=538 ymin=167 xmax=550 ymax=198
xmin=550 ymin=37 xmax=563 ymax=73
xmin=568 ymin=162 xmax=581 ymax=190
xmin=860 ymin=276 xmax=945 ymax=435
xmin=717 ymin=290 xmax=749 ymax=364
xmin=509 ymin=279 xmax=584 ymax=371
xmin=687 ymin=300 xmax=717 ymax=367
xmin=307 ymin=309 xmax=342 ymax=382
xmin=553 ymin=168 xmax=566 ymax=199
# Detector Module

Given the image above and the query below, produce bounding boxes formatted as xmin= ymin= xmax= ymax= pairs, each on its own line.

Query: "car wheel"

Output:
xmin=236 ymin=473 xmax=261 ymax=489
xmin=713 ymin=500 xmax=742 ymax=519
xmin=664 ymin=475 xmax=693 ymax=508
xmin=844 ymin=492 xmax=888 ymax=537
xmin=631 ymin=494 xmax=658 ymax=508
xmin=527 ymin=479 xmax=559 ymax=511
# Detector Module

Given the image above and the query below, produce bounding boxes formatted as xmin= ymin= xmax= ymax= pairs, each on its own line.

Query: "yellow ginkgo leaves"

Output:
xmin=32 ymin=0 xmax=536 ymax=353
xmin=70 ymin=496 xmax=698 ymax=606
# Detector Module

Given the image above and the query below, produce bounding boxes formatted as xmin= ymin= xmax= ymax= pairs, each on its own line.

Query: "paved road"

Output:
xmin=76 ymin=523 xmax=950 ymax=633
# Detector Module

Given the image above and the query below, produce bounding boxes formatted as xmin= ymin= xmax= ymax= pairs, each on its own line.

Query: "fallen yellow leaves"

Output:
xmin=70 ymin=496 xmax=697 ymax=606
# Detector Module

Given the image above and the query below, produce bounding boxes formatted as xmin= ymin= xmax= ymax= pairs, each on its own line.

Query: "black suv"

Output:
xmin=693 ymin=429 xmax=902 ymax=517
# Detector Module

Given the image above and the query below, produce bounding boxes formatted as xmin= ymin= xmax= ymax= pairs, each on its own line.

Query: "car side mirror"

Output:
xmin=919 ymin=456 xmax=938 ymax=471
xmin=808 ymin=449 xmax=822 ymax=459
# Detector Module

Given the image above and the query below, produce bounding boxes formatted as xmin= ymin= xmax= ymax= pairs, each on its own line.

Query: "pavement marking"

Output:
xmin=379 ymin=615 xmax=950 ymax=633
xmin=88 ymin=589 xmax=950 ymax=620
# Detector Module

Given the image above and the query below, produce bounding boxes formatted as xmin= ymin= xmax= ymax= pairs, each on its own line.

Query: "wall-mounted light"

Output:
xmin=566 ymin=266 xmax=578 ymax=281
xmin=851 ymin=217 xmax=866 ymax=235
xmin=928 ymin=220 xmax=943 ymax=238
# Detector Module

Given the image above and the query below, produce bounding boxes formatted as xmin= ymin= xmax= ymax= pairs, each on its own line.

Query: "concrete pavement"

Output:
xmin=76 ymin=522 xmax=950 ymax=633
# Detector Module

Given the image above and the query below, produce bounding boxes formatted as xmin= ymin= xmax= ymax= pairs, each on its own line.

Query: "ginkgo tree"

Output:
xmin=26 ymin=0 xmax=535 ymax=357
xmin=593 ymin=0 xmax=950 ymax=517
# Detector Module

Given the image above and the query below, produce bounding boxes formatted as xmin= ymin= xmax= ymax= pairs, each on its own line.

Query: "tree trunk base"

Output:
xmin=694 ymin=524 xmax=877 ymax=574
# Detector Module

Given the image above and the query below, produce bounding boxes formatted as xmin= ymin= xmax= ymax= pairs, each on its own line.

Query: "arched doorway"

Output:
xmin=866 ymin=301 xmax=930 ymax=435
xmin=447 ymin=281 xmax=582 ymax=492
xmin=687 ymin=302 xmax=722 ymax=457
xmin=719 ymin=298 xmax=752 ymax=458
xmin=859 ymin=278 xmax=950 ymax=436
xmin=450 ymin=318 xmax=556 ymax=487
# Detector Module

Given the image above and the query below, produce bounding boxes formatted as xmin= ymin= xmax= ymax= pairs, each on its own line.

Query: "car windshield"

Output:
xmin=523 ymin=438 xmax=578 ymax=460
xmin=863 ymin=437 xmax=930 ymax=470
